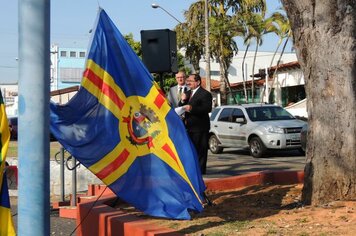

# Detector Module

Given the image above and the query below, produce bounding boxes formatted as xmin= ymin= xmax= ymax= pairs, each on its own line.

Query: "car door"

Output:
xmin=212 ymin=108 xmax=233 ymax=146
xmin=228 ymin=108 xmax=248 ymax=147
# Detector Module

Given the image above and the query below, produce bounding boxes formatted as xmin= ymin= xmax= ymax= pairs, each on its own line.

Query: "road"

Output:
xmin=206 ymin=148 xmax=306 ymax=178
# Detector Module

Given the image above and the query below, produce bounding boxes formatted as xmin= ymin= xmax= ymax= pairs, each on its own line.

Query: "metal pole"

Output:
xmin=151 ymin=4 xmax=182 ymax=24
xmin=71 ymin=157 xmax=77 ymax=206
xmin=204 ymin=0 xmax=211 ymax=92
xmin=18 ymin=0 xmax=50 ymax=235
xmin=60 ymin=147 xmax=65 ymax=202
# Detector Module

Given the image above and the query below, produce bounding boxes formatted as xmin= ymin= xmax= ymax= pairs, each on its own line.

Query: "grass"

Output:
xmin=7 ymin=141 xmax=63 ymax=160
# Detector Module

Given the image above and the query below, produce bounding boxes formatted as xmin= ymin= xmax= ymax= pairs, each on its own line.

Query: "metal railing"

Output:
xmin=54 ymin=147 xmax=79 ymax=206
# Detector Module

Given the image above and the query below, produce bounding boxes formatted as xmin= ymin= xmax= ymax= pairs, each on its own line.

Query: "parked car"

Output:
xmin=209 ymin=104 xmax=307 ymax=158
xmin=7 ymin=116 xmax=57 ymax=141
xmin=8 ymin=116 xmax=18 ymax=140
xmin=300 ymin=124 xmax=308 ymax=152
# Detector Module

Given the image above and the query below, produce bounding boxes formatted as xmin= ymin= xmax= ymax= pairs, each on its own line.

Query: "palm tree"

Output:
xmin=177 ymin=0 xmax=266 ymax=104
xmin=241 ymin=42 xmax=250 ymax=102
xmin=208 ymin=0 xmax=266 ymax=104
xmin=175 ymin=1 xmax=205 ymax=74
xmin=209 ymin=9 xmax=242 ymax=104
xmin=247 ymin=13 xmax=276 ymax=103
xmin=265 ymin=11 xmax=292 ymax=102
xmin=237 ymin=11 xmax=262 ymax=103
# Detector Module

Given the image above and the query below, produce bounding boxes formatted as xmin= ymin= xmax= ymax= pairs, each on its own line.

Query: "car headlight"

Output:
xmin=266 ymin=126 xmax=284 ymax=134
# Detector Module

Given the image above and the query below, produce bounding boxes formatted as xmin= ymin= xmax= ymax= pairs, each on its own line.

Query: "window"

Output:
xmin=60 ymin=51 xmax=67 ymax=57
xmin=231 ymin=108 xmax=244 ymax=121
xmin=218 ymin=108 xmax=232 ymax=122
xmin=281 ymin=85 xmax=306 ymax=107
xmin=210 ymin=108 xmax=221 ymax=121
xmin=70 ymin=51 xmax=76 ymax=57
xmin=79 ymin=51 xmax=86 ymax=58
xmin=210 ymin=71 xmax=220 ymax=76
xmin=246 ymin=106 xmax=294 ymax=122
xmin=269 ymin=88 xmax=275 ymax=104
xmin=60 ymin=68 xmax=83 ymax=83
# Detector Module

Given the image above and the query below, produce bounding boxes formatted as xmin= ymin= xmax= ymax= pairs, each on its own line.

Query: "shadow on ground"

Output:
xmin=177 ymin=184 xmax=300 ymax=234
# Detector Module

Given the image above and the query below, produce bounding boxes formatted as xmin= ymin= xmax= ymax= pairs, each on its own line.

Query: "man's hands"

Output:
xmin=181 ymin=93 xmax=188 ymax=102
xmin=183 ymin=105 xmax=192 ymax=112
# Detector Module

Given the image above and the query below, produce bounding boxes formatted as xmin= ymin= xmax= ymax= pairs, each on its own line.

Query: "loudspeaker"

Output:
xmin=140 ymin=29 xmax=178 ymax=73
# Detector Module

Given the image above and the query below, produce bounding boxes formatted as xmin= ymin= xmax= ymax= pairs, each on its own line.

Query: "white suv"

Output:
xmin=209 ymin=104 xmax=306 ymax=158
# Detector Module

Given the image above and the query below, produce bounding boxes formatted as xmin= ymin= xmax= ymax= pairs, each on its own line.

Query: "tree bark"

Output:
xmin=281 ymin=0 xmax=356 ymax=205
xmin=219 ymin=59 xmax=227 ymax=105
xmin=242 ymin=44 xmax=249 ymax=102
xmin=251 ymin=40 xmax=259 ymax=103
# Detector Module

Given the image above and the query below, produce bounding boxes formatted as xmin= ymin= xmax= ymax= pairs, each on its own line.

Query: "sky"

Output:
xmin=0 ymin=0 xmax=289 ymax=84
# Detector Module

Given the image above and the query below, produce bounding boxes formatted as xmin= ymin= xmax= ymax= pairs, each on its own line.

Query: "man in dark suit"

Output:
xmin=179 ymin=74 xmax=212 ymax=174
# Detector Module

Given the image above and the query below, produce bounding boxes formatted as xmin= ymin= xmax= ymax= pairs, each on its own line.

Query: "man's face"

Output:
xmin=186 ymin=75 xmax=200 ymax=90
xmin=175 ymin=72 xmax=186 ymax=86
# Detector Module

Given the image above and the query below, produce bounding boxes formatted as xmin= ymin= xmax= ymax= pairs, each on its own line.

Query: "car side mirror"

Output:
xmin=235 ymin=117 xmax=246 ymax=124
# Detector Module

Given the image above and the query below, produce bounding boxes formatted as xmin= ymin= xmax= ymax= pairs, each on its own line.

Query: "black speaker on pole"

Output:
xmin=140 ymin=29 xmax=178 ymax=73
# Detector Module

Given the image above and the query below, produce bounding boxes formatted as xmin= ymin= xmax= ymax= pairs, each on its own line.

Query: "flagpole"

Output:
xmin=18 ymin=0 xmax=50 ymax=235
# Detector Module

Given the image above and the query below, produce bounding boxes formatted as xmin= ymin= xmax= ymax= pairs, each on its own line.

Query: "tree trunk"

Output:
xmin=260 ymin=38 xmax=281 ymax=103
xmin=221 ymin=59 xmax=237 ymax=104
xmin=267 ymin=37 xmax=290 ymax=102
xmin=219 ymin=60 xmax=227 ymax=105
xmin=242 ymin=44 xmax=249 ymax=103
xmin=251 ymin=41 xmax=259 ymax=103
xmin=281 ymin=0 xmax=356 ymax=205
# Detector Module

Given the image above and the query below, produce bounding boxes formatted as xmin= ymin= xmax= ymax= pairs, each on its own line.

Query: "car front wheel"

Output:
xmin=209 ymin=135 xmax=223 ymax=154
xmin=249 ymin=137 xmax=266 ymax=158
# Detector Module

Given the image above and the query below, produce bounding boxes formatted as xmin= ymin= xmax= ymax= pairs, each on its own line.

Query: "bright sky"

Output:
xmin=0 ymin=0 xmax=288 ymax=84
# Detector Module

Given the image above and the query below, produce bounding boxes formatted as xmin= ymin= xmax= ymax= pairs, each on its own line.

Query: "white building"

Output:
xmin=199 ymin=51 xmax=297 ymax=83
xmin=268 ymin=61 xmax=307 ymax=118
xmin=211 ymin=60 xmax=308 ymax=118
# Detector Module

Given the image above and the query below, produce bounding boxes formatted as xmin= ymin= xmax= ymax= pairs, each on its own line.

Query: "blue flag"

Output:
xmin=50 ymin=9 xmax=205 ymax=220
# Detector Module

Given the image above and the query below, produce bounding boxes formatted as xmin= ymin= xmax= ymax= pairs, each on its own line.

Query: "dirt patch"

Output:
xmin=123 ymin=184 xmax=356 ymax=235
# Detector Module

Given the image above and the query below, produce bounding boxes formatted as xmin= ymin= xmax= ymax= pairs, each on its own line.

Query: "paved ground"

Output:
xmin=10 ymin=197 xmax=77 ymax=235
xmin=10 ymin=149 xmax=305 ymax=235
xmin=206 ymin=148 xmax=305 ymax=178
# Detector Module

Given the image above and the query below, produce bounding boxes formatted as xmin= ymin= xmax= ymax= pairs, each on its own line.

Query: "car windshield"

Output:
xmin=246 ymin=106 xmax=295 ymax=122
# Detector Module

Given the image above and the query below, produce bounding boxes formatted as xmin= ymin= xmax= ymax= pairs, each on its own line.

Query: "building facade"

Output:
xmin=198 ymin=51 xmax=298 ymax=84
xmin=209 ymin=61 xmax=307 ymax=118
xmin=50 ymin=44 xmax=86 ymax=91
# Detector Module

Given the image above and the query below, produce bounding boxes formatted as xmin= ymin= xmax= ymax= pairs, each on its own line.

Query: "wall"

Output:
xmin=6 ymin=157 xmax=102 ymax=197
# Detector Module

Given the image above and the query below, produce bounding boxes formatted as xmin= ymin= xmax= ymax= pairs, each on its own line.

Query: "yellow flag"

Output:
xmin=0 ymin=90 xmax=16 ymax=236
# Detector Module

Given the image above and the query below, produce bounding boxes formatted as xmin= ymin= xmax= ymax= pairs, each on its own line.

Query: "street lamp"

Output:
xmin=151 ymin=3 xmax=182 ymax=24
xmin=204 ymin=0 xmax=211 ymax=92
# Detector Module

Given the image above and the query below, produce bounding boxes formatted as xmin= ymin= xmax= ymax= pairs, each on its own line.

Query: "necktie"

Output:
xmin=189 ymin=91 xmax=194 ymax=101
xmin=177 ymin=87 xmax=182 ymax=100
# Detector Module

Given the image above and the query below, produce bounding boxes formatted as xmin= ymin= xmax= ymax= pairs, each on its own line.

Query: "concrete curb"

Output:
xmin=75 ymin=170 xmax=304 ymax=236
